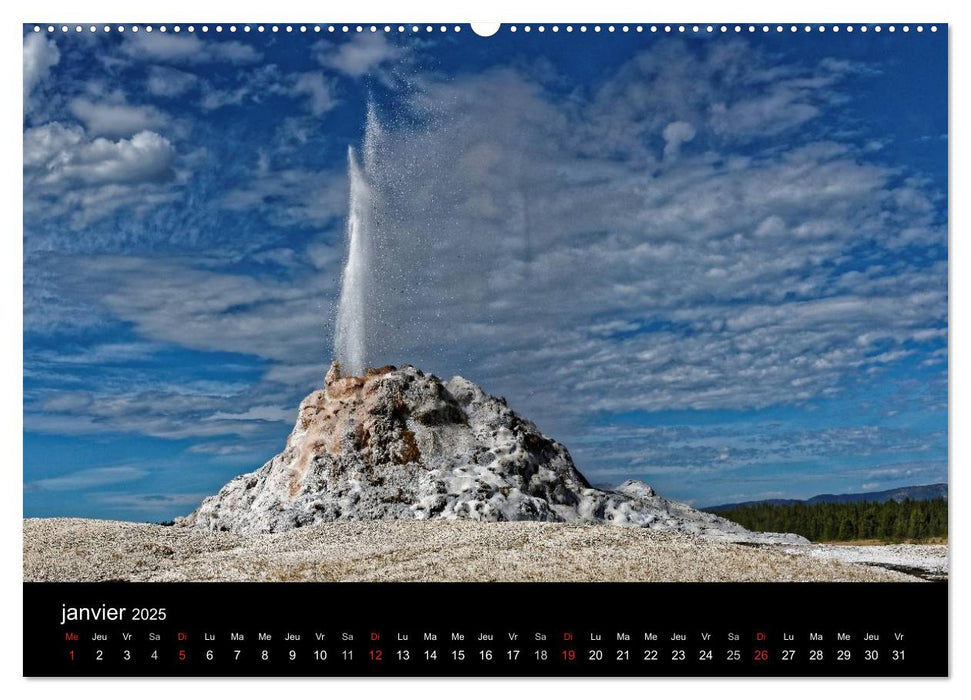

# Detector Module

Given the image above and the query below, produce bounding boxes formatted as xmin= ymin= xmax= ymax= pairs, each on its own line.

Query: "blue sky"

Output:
xmin=23 ymin=25 xmax=947 ymax=520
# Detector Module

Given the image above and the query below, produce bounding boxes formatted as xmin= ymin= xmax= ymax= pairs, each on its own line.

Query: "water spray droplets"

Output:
xmin=333 ymin=108 xmax=381 ymax=376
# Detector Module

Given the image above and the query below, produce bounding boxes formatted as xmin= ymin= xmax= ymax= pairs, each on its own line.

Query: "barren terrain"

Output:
xmin=23 ymin=518 xmax=933 ymax=583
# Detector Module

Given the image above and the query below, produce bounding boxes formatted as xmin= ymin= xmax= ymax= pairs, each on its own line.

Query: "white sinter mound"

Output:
xmin=180 ymin=362 xmax=805 ymax=544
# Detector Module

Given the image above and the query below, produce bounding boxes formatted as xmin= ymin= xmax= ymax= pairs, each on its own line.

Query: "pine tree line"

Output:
xmin=708 ymin=498 xmax=947 ymax=543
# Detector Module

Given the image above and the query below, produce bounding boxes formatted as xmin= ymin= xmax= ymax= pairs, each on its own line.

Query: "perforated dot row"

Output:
xmin=31 ymin=23 xmax=941 ymax=35
xmin=507 ymin=24 xmax=938 ymax=34
xmin=32 ymin=24 xmax=465 ymax=34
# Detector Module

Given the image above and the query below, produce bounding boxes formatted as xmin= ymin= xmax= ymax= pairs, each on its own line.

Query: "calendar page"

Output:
xmin=22 ymin=21 xmax=948 ymax=677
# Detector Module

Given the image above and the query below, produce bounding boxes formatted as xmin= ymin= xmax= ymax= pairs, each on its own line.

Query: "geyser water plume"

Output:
xmin=333 ymin=142 xmax=375 ymax=377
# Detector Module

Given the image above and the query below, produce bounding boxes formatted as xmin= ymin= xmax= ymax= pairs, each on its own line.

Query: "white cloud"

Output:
xmin=200 ymin=85 xmax=249 ymax=111
xmin=27 ymin=466 xmax=148 ymax=491
xmin=291 ymin=72 xmax=335 ymax=116
xmin=24 ymin=122 xmax=175 ymax=226
xmin=586 ymin=40 xmax=860 ymax=158
xmin=23 ymin=33 xmax=60 ymax=112
xmin=217 ymin=164 xmax=346 ymax=226
xmin=206 ymin=405 xmax=295 ymax=423
xmin=197 ymin=65 xmax=337 ymax=117
xmin=93 ymin=492 xmax=208 ymax=512
xmin=316 ymin=34 xmax=402 ymax=77
xmin=68 ymin=97 xmax=169 ymax=138
xmin=188 ymin=442 xmax=272 ymax=456
xmin=23 ymin=123 xmax=177 ymax=225
xmin=25 ymin=123 xmax=175 ymax=186
xmin=121 ymin=33 xmax=261 ymax=64
xmin=25 ymin=376 xmax=288 ymax=440
xmin=662 ymin=120 xmax=695 ymax=160
xmin=146 ymin=66 xmax=199 ymax=97
xmin=710 ymin=91 xmax=820 ymax=137
xmin=68 ymin=255 xmax=336 ymax=367
xmin=30 ymin=341 xmax=162 ymax=366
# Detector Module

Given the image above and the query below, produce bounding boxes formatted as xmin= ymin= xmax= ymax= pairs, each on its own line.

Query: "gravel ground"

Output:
xmin=23 ymin=518 xmax=924 ymax=583
xmin=784 ymin=543 xmax=948 ymax=581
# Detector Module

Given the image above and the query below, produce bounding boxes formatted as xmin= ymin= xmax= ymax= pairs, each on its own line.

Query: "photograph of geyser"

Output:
xmin=24 ymin=24 xmax=946 ymax=584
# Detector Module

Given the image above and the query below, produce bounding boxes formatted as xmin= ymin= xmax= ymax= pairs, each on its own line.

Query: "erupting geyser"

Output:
xmin=179 ymin=106 xmax=805 ymax=545
xmin=333 ymin=107 xmax=380 ymax=377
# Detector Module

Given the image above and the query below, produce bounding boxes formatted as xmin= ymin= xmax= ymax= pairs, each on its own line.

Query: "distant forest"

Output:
xmin=708 ymin=498 xmax=948 ymax=543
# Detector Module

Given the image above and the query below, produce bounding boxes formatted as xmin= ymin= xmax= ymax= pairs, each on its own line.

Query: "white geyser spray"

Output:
xmin=334 ymin=106 xmax=381 ymax=376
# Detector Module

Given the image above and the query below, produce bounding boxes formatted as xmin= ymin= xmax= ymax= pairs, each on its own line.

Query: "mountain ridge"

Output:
xmin=704 ymin=483 xmax=947 ymax=512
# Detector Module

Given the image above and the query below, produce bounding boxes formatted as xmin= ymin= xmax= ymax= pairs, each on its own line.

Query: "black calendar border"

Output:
xmin=24 ymin=581 xmax=949 ymax=678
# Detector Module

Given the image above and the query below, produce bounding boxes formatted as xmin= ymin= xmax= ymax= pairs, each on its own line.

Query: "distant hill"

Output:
xmin=705 ymin=483 xmax=947 ymax=512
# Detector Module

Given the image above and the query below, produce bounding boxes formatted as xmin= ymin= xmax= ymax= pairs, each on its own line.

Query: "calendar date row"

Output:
xmin=64 ymin=644 xmax=909 ymax=665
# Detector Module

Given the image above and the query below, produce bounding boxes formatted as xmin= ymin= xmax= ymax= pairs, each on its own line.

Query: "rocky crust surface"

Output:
xmin=180 ymin=363 xmax=804 ymax=544
xmin=783 ymin=543 xmax=948 ymax=582
xmin=25 ymin=518 xmax=915 ymax=583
